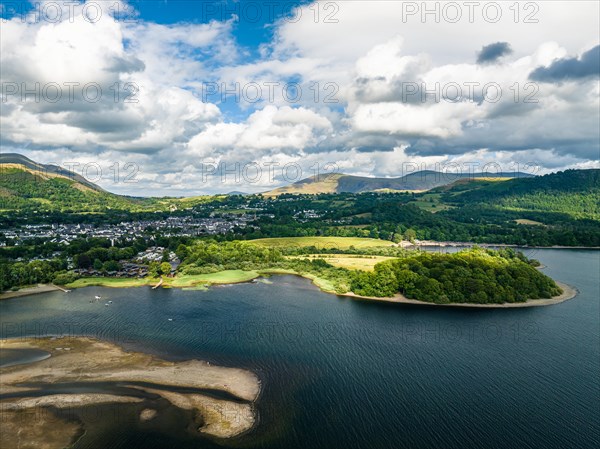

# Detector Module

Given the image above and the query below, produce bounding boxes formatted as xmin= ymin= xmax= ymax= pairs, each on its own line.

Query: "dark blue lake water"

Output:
xmin=1 ymin=249 xmax=599 ymax=449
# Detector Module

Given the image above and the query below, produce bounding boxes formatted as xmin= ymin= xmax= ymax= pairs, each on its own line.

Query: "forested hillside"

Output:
xmin=442 ymin=169 xmax=600 ymax=219
xmin=0 ymin=165 xmax=211 ymax=214
xmin=0 ymin=166 xmax=136 ymax=212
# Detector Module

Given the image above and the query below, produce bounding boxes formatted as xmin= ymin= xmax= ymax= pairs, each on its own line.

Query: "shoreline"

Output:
xmin=408 ymin=241 xmax=600 ymax=250
xmin=1 ymin=271 xmax=579 ymax=309
xmin=0 ymin=336 xmax=261 ymax=443
xmin=338 ymin=281 xmax=578 ymax=308
xmin=0 ymin=283 xmax=63 ymax=300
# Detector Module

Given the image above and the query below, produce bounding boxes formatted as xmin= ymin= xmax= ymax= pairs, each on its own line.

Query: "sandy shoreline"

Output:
xmin=0 ymin=283 xmax=63 ymax=300
xmin=0 ymin=337 xmax=261 ymax=444
xmin=339 ymin=281 xmax=578 ymax=308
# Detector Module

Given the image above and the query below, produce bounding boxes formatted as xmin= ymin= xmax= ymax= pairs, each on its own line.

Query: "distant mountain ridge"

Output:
xmin=263 ymin=170 xmax=535 ymax=196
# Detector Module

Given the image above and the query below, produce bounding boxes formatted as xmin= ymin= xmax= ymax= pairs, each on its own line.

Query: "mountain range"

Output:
xmin=2 ymin=153 xmax=535 ymax=200
xmin=2 ymin=153 xmax=598 ymax=220
xmin=262 ymin=171 xmax=534 ymax=196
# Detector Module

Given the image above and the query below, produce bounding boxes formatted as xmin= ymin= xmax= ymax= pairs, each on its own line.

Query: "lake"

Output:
xmin=1 ymin=249 xmax=599 ymax=449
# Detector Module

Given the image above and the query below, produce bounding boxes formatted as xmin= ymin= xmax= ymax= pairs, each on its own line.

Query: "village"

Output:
xmin=72 ymin=246 xmax=180 ymax=279
xmin=0 ymin=215 xmax=254 ymax=247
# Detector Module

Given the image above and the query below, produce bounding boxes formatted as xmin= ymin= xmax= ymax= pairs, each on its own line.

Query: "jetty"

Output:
xmin=152 ymin=277 xmax=164 ymax=290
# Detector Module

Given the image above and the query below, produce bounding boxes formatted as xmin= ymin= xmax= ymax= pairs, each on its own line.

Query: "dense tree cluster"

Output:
xmin=178 ymin=240 xmax=284 ymax=274
xmin=0 ymin=259 xmax=68 ymax=292
xmin=349 ymin=248 xmax=561 ymax=303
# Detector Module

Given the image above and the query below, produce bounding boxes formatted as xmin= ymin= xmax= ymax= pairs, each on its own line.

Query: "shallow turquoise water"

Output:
xmin=1 ymin=249 xmax=598 ymax=449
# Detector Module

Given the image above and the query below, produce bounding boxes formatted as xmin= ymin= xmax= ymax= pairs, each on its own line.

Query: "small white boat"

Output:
xmin=167 ymin=318 xmax=173 ymax=321
xmin=108 ymin=301 xmax=113 ymax=304
xmin=105 ymin=303 xmax=109 ymax=306
xmin=95 ymin=295 xmax=101 ymax=300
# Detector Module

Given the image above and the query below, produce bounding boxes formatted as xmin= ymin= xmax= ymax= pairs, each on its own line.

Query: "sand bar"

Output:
xmin=0 ymin=337 xmax=260 ymax=442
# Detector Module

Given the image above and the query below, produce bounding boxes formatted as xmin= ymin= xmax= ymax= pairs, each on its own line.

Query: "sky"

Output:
xmin=0 ymin=0 xmax=599 ymax=195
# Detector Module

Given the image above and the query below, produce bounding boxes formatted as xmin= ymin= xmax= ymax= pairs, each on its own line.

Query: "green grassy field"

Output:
xmin=217 ymin=208 xmax=260 ymax=214
xmin=66 ymin=277 xmax=153 ymax=288
xmin=248 ymin=236 xmax=395 ymax=250
xmin=67 ymin=270 xmax=260 ymax=290
xmin=299 ymin=273 xmax=338 ymax=293
xmin=288 ymin=254 xmax=396 ymax=271
xmin=410 ymin=193 xmax=454 ymax=213
xmin=514 ymin=219 xmax=546 ymax=226
xmin=170 ymin=270 xmax=260 ymax=286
